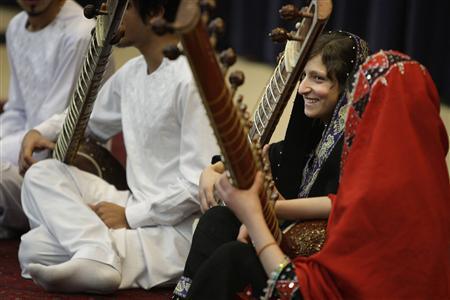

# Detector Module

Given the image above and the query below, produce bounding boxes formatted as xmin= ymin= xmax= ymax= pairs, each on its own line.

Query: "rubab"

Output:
xmin=153 ymin=0 xmax=332 ymax=257
xmin=52 ymin=0 xmax=129 ymax=190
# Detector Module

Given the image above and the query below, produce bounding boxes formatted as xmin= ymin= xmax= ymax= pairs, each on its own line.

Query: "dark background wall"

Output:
xmin=213 ymin=0 xmax=450 ymax=105
xmin=1 ymin=0 xmax=448 ymax=104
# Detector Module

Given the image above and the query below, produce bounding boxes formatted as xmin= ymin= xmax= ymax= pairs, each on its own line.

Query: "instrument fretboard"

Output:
xmin=52 ymin=0 xmax=128 ymax=164
xmin=53 ymin=33 xmax=111 ymax=163
xmin=248 ymin=55 xmax=290 ymax=145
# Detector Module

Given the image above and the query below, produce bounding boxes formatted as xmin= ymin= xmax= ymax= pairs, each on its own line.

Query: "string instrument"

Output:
xmin=251 ymin=1 xmax=333 ymax=258
xmin=248 ymin=2 xmax=330 ymax=146
xmin=52 ymin=0 xmax=128 ymax=190
xmin=154 ymin=0 xmax=331 ymax=257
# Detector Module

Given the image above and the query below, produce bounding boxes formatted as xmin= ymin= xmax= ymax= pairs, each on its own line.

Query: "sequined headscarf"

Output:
xmin=297 ymin=31 xmax=369 ymax=197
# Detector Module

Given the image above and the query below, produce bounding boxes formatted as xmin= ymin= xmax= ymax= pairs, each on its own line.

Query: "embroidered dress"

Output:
xmin=265 ymin=51 xmax=450 ymax=299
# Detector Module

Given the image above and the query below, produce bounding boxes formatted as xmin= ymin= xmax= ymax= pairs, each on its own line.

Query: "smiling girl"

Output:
xmin=173 ymin=31 xmax=370 ymax=299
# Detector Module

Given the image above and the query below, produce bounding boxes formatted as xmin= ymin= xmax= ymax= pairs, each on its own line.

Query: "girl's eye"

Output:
xmin=314 ymin=75 xmax=325 ymax=82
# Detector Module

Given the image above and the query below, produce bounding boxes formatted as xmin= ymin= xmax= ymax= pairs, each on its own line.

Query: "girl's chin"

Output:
xmin=304 ymin=107 xmax=320 ymax=119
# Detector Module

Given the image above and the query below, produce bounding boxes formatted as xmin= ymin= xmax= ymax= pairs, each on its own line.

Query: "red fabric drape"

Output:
xmin=294 ymin=51 xmax=450 ymax=299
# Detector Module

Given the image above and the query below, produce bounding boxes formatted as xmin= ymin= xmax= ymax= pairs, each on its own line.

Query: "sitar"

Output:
xmin=248 ymin=2 xmax=329 ymax=145
xmin=248 ymin=1 xmax=332 ymax=257
xmin=156 ymin=0 xmax=331 ymax=257
xmin=52 ymin=0 xmax=128 ymax=190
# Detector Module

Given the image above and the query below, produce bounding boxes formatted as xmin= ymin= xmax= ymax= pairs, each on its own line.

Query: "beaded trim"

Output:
xmin=262 ymin=256 xmax=292 ymax=299
xmin=172 ymin=275 xmax=192 ymax=299
xmin=341 ymin=50 xmax=414 ymax=171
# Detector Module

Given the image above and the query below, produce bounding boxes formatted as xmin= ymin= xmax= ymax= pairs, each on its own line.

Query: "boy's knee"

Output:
xmin=22 ymin=159 xmax=62 ymax=195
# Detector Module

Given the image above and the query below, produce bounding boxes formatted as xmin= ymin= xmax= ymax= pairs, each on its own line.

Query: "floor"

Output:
xmin=0 ymin=239 xmax=172 ymax=299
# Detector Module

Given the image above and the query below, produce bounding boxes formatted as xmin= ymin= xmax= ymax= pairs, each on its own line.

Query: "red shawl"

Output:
xmin=294 ymin=50 xmax=450 ymax=299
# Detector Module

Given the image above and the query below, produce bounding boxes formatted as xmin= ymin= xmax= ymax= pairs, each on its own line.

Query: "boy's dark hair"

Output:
xmin=132 ymin=0 xmax=181 ymax=23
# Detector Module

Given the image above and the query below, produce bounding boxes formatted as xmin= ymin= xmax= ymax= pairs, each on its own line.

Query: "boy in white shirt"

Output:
xmin=18 ymin=0 xmax=218 ymax=293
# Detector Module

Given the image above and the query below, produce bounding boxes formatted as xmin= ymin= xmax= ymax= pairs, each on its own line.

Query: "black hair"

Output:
xmin=132 ymin=0 xmax=181 ymax=23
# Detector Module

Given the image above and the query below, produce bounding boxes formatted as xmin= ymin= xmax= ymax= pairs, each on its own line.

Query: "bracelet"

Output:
xmin=263 ymin=256 xmax=291 ymax=299
xmin=256 ymin=241 xmax=277 ymax=257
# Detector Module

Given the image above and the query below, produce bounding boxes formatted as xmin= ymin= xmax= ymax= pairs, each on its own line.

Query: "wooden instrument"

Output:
xmin=52 ymin=0 xmax=128 ymax=190
xmin=248 ymin=2 xmax=332 ymax=146
xmin=155 ymin=0 xmax=332 ymax=257
xmin=252 ymin=1 xmax=332 ymax=258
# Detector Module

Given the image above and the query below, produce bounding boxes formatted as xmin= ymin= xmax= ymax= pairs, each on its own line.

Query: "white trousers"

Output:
xmin=0 ymin=161 xmax=29 ymax=232
xmin=19 ymin=159 xmax=192 ymax=289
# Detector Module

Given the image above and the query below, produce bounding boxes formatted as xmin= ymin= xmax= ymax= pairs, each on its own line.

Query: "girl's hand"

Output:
xmin=215 ymin=171 xmax=265 ymax=225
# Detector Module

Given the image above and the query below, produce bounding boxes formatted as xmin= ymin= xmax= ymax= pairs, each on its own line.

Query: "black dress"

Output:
xmin=172 ymin=96 xmax=343 ymax=299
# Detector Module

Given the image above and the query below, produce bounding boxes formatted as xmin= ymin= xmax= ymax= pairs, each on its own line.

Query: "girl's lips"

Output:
xmin=304 ymin=97 xmax=319 ymax=104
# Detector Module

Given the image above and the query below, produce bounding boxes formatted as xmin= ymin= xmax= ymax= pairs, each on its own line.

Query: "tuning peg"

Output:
xmin=229 ymin=71 xmax=245 ymax=100
xmin=208 ymin=18 xmax=225 ymax=36
xmin=246 ymin=119 xmax=254 ymax=129
xmin=298 ymin=6 xmax=314 ymax=19
xmin=200 ymin=0 xmax=217 ymax=14
xmin=243 ymin=110 xmax=251 ymax=123
xmin=269 ymin=27 xmax=304 ymax=43
xmin=279 ymin=4 xmax=298 ymax=20
xmin=279 ymin=4 xmax=313 ymax=21
xmin=254 ymin=141 xmax=262 ymax=152
xmin=208 ymin=18 xmax=225 ymax=48
xmin=163 ymin=44 xmax=183 ymax=60
xmin=83 ymin=4 xmax=108 ymax=19
xmin=229 ymin=70 xmax=245 ymax=89
xmin=219 ymin=48 xmax=237 ymax=73
xmin=234 ymin=94 xmax=247 ymax=114
xmin=150 ymin=17 xmax=174 ymax=36
xmin=239 ymin=102 xmax=247 ymax=114
xmin=236 ymin=94 xmax=244 ymax=105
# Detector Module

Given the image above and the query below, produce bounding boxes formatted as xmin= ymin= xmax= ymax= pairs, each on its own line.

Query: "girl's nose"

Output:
xmin=298 ymin=78 xmax=311 ymax=95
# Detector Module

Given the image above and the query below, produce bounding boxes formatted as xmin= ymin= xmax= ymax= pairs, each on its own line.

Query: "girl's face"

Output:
xmin=298 ymin=54 xmax=340 ymax=122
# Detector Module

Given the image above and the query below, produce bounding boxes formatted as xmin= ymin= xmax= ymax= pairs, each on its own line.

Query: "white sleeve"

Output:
xmin=126 ymin=80 xmax=219 ymax=227
xmin=34 ymin=111 xmax=67 ymax=141
xmin=87 ymin=68 xmax=123 ymax=142
xmin=0 ymin=33 xmax=27 ymax=139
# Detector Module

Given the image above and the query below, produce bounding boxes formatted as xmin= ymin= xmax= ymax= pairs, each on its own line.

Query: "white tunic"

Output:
xmin=21 ymin=56 xmax=219 ymax=289
xmin=0 ymin=0 xmax=93 ymax=164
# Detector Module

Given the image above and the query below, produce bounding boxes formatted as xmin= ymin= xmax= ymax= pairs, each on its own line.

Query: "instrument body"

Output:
xmin=52 ymin=0 xmax=129 ymax=190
